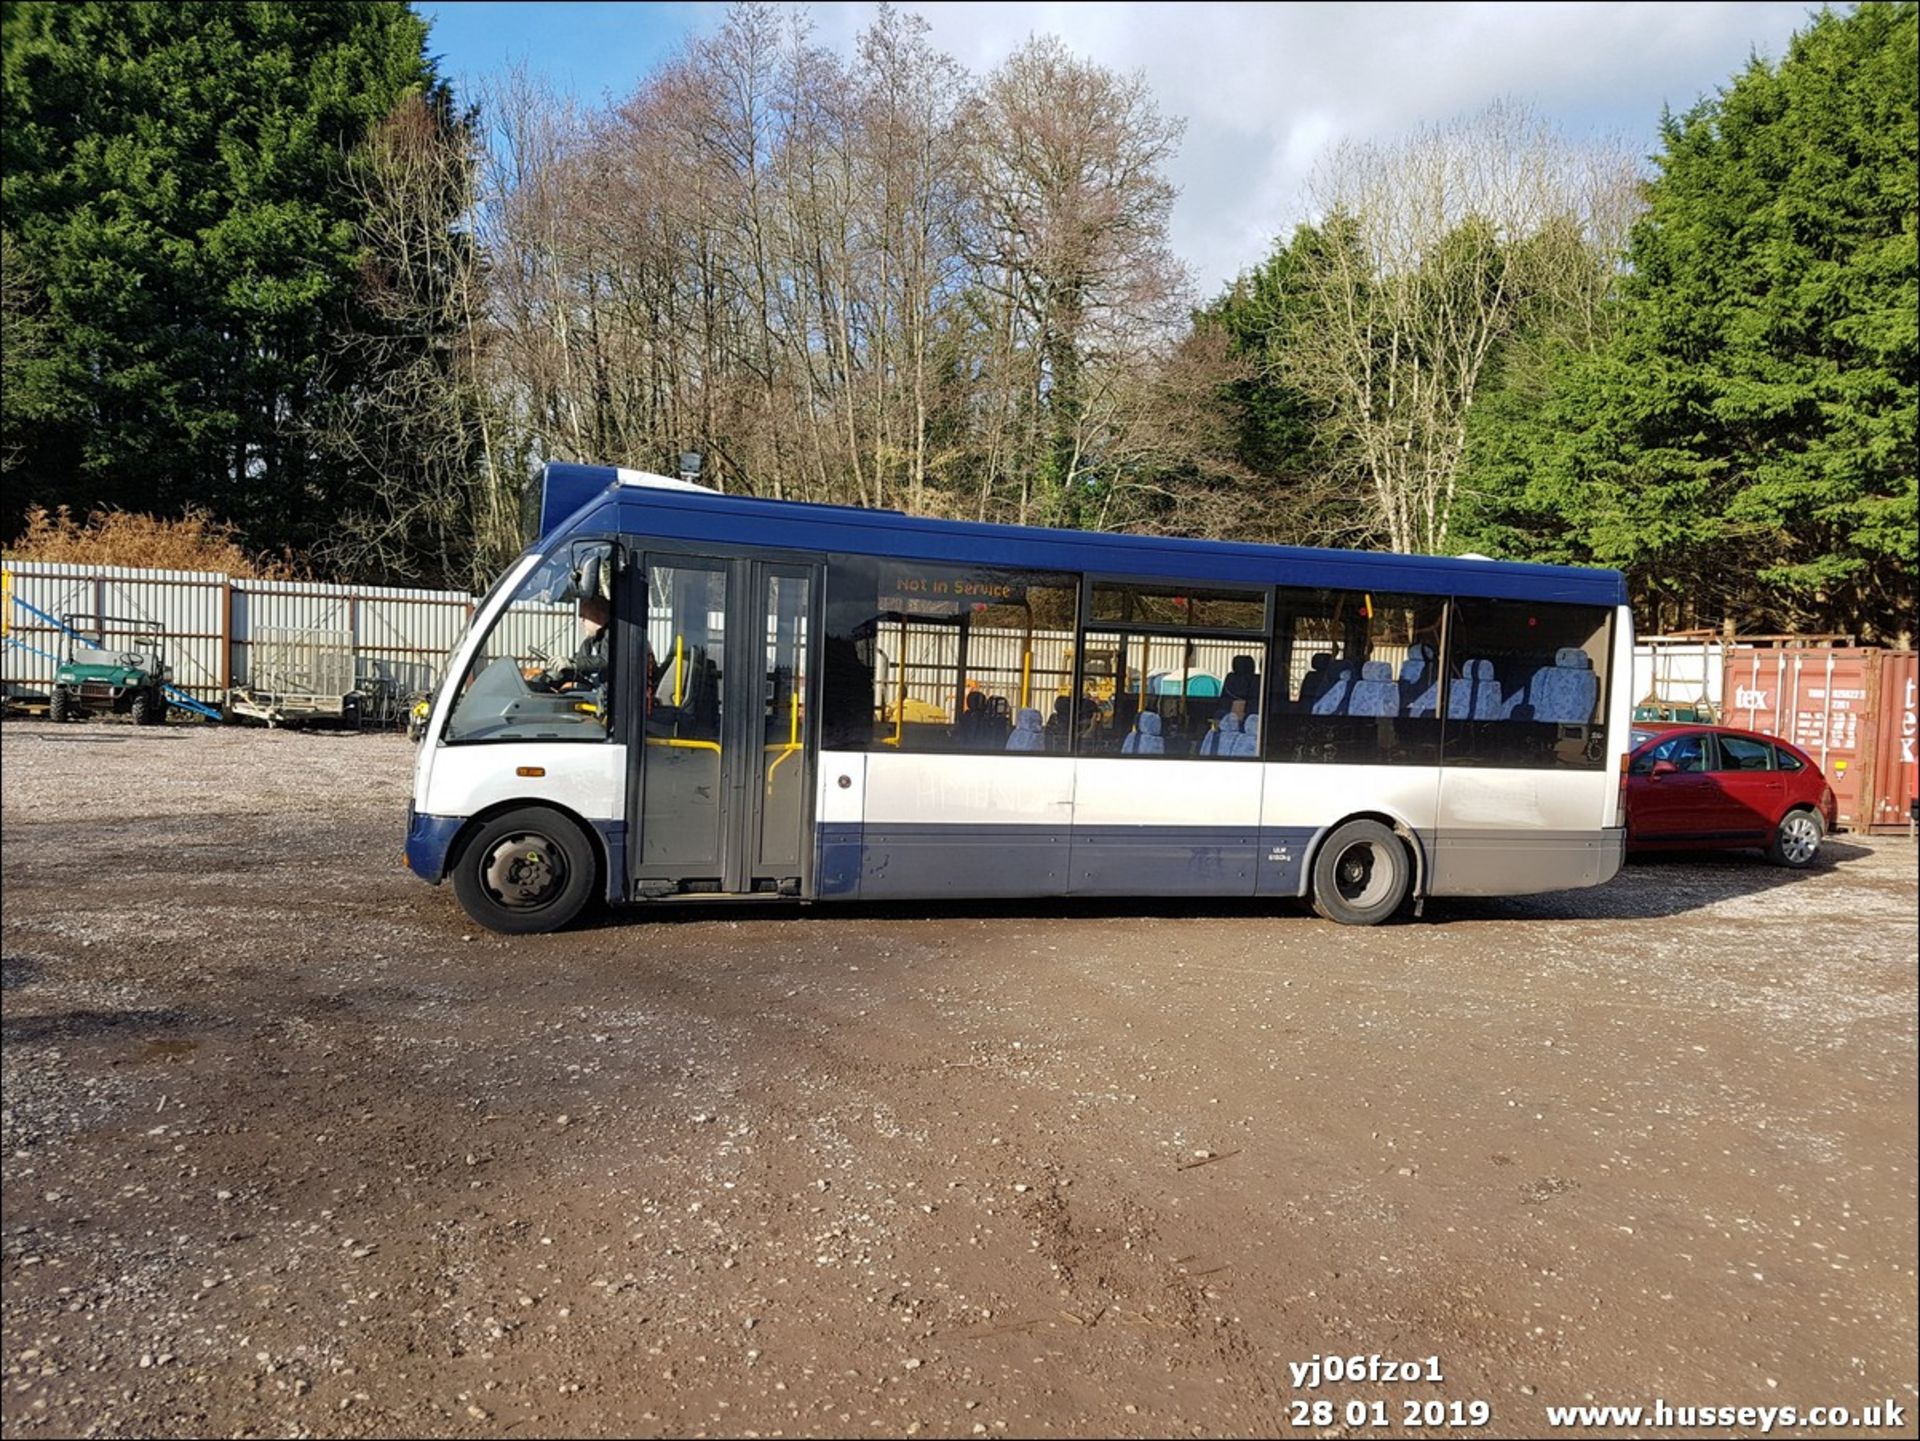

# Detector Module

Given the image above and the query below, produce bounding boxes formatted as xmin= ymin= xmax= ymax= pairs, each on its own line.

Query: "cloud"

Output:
xmin=801 ymin=0 xmax=1814 ymax=294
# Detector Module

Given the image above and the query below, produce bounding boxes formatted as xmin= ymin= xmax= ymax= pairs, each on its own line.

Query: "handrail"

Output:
xmin=764 ymin=684 xmax=804 ymax=793
xmin=892 ymin=622 xmax=906 ymax=746
xmin=673 ymin=634 xmax=685 ymax=706
xmin=645 ymin=736 xmax=720 ymax=754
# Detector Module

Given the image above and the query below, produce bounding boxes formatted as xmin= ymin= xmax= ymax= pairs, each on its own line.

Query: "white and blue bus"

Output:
xmin=405 ymin=463 xmax=1632 ymax=933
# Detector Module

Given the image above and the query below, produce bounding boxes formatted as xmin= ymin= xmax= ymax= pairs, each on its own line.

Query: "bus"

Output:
xmin=405 ymin=462 xmax=1632 ymax=933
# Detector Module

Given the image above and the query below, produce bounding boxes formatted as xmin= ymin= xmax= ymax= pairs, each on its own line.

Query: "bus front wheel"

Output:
xmin=452 ymin=807 xmax=597 ymax=935
xmin=1311 ymin=820 xmax=1411 ymax=926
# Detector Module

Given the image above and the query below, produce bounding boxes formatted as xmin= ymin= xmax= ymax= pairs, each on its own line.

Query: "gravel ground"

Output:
xmin=2 ymin=720 xmax=1915 ymax=1439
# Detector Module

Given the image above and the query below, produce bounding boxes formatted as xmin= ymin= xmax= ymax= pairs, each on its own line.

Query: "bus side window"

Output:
xmin=1267 ymin=589 xmax=1443 ymax=765
xmin=1443 ymin=598 xmax=1611 ymax=769
xmin=821 ymin=557 xmax=1077 ymax=753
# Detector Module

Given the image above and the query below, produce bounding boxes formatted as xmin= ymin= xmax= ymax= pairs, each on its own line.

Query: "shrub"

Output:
xmin=4 ymin=506 xmax=303 ymax=578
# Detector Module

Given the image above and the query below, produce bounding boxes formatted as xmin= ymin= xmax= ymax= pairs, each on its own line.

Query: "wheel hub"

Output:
xmin=482 ymin=834 xmax=566 ymax=908
xmin=1781 ymin=816 xmax=1818 ymax=864
xmin=1334 ymin=841 xmax=1390 ymax=907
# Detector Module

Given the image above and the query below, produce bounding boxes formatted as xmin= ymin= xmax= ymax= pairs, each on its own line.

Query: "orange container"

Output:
xmin=1722 ymin=647 xmax=1918 ymax=833
xmin=1865 ymin=652 xmax=1917 ymax=833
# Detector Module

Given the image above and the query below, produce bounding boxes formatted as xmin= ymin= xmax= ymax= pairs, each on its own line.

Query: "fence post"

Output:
xmin=219 ymin=576 xmax=233 ymax=696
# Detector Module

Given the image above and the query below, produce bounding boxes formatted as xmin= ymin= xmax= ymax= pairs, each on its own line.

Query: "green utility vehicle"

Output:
xmin=49 ymin=616 xmax=171 ymax=724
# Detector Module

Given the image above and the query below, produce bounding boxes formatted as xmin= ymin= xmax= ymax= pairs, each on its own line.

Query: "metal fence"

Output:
xmin=0 ymin=566 xmax=1794 ymax=740
xmin=2 ymin=560 xmax=475 ymax=710
xmin=1632 ymin=636 xmax=1727 ymax=720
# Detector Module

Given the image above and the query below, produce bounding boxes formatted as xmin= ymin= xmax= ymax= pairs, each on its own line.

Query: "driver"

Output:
xmin=560 ymin=593 xmax=610 ymax=691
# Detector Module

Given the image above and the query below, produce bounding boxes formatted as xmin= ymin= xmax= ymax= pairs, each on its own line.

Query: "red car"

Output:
xmin=1625 ymin=723 xmax=1837 ymax=867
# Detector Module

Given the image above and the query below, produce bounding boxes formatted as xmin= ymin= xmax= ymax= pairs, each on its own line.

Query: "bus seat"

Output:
xmin=1204 ymin=713 xmax=1241 ymax=756
xmin=1231 ymin=712 xmax=1260 ymax=757
xmin=1400 ymin=645 xmax=1437 ymax=717
xmin=1349 ymin=661 xmax=1400 ymax=717
xmin=1221 ymin=654 xmax=1261 ymax=715
xmin=1310 ymin=659 xmax=1354 ymax=715
xmin=1529 ymin=647 xmax=1598 ymax=723
xmin=1007 ymin=708 xmax=1046 ymax=751
xmin=1449 ymin=659 xmax=1490 ymax=719
xmin=1468 ymin=659 xmax=1507 ymax=720
xmin=1121 ymin=711 xmax=1166 ymax=755
xmin=1297 ymin=652 xmax=1334 ymax=710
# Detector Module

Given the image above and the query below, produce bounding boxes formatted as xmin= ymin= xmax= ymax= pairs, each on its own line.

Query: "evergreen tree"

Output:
xmin=1 ymin=0 xmax=446 ymax=557
xmin=1458 ymin=2 xmax=1918 ymax=638
xmin=1195 ymin=226 xmax=1367 ymax=547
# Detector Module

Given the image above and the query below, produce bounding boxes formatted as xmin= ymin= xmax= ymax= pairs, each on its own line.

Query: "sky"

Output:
xmin=416 ymin=0 xmax=1819 ymax=293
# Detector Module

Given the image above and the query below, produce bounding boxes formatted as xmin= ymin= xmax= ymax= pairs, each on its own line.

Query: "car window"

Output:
xmin=1631 ymin=732 xmax=1707 ymax=775
xmin=1713 ymin=735 xmax=1774 ymax=772
xmin=1773 ymin=745 xmax=1805 ymax=772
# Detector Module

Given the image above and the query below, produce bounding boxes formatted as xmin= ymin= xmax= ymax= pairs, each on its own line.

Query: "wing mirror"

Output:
xmin=1650 ymin=759 xmax=1678 ymax=778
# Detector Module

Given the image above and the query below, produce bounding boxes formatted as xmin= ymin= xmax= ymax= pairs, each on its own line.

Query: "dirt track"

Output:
xmin=2 ymin=722 xmax=1915 ymax=1439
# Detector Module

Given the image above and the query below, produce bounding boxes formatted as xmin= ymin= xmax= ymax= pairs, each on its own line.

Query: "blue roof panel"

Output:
xmin=563 ymin=476 xmax=1625 ymax=608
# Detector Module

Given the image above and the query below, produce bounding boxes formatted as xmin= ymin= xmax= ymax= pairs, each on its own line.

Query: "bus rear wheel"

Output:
xmin=452 ymin=807 xmax=597 ymax=935
xmin=1311 ymin=819 xmax=1411 ymax=926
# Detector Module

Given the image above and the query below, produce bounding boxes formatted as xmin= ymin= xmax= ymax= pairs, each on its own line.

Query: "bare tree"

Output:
xmin=961 ymin=35 xmax=1188 ymax=526
xmin=1281 ymin=101 xmax=1640 ymax=554
xmin=470 ymin=5 xmax=1197 ymax=539
xmin=316 ymin=93 xmax=522 ymax=589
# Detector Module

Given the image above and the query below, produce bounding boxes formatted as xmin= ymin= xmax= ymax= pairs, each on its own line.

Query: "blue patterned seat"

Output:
xmin=1310 ymin=659 xmax=1355 ymax=716
xmin=1121 ymin=711 xmax=1166 ymax=754
xmin=1528 ymin=647 xmax=1598 ymax=723
xmin=1349 ymin=661 xmax=1400 ymax=717
xmin=1399 ymin=644 xmax=1437 ymax=717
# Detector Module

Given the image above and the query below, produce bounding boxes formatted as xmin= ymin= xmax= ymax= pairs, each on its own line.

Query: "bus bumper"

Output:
xmin=404 ymin=806 xmax=464 ymax=885
xmin=1597 ymin=824 xmax=1626 ymax=886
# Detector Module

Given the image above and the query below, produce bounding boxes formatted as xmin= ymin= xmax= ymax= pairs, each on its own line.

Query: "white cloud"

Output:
xmin=799 ymin=0 xmax=1814 ymax=293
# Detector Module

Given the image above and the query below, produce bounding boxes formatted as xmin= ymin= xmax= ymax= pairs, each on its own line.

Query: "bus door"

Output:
xmin=631 ymin=555 xmax=821 ymax=897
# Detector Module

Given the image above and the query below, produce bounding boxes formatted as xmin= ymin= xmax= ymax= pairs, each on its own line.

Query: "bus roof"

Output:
xmin=542 ymin=461 xmax=1628 ymax=608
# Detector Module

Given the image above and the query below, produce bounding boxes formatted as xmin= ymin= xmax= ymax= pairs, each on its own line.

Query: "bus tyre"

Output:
xmin=452 ymin=807 xmax=597 ymax=935
xmin=1311 ymin=820 xmax=1411 ymax=926
xmin=1766 ymin=807 xmax=1824 ymax=869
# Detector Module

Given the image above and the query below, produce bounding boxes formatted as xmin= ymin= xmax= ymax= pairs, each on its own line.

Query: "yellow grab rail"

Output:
xmin=645 ymin=736 xmax=721 ymax=754
xmin=765 ymin=685 xmax=804 ymax=794
xmin=892 ymin=631 xmax=906 ymax=746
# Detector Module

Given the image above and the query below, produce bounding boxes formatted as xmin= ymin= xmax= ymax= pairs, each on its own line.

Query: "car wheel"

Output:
xmin=1311 ymin=819 xmax=1412 ymax=925
xmin=1766 ymin=807 xmax=1824 ymax=869
xmin=48 ymin=687 xmax=72 ymax=723
xmin=131 ymin=688 xmax=164 ymax=725
xmin=451 ymin=807 xmax=597 ymax=934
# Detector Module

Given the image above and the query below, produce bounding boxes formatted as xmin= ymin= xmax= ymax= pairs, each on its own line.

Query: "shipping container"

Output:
xmin=1866 ymin=651 xmax=1917 ymax=834
xmin=1722 ymin=646 xmax=1919 ymax=833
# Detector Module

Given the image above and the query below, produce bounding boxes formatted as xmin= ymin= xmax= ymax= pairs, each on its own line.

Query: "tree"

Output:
xmin=312 ymin=91 xmax=522 ymax=590
xmin=1 ymin=0 xmax=445 ymax=557
xmin=1461 ymin=3 xmax=1917 ymax=639
xmin=1198 ymin=226 xmax=1386 ymax=548
xmin=478 ymin=5 xmax=1196 ymax=536
xmin=961 ymin=35 xmax=1187 ymax=527
xmin=1269 ymin=102 xmax=1639 ymax=556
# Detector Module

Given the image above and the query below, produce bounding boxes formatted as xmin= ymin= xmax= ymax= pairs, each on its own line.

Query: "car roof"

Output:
xmin=1629 ymin=721 xmax=1808 ymax=754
